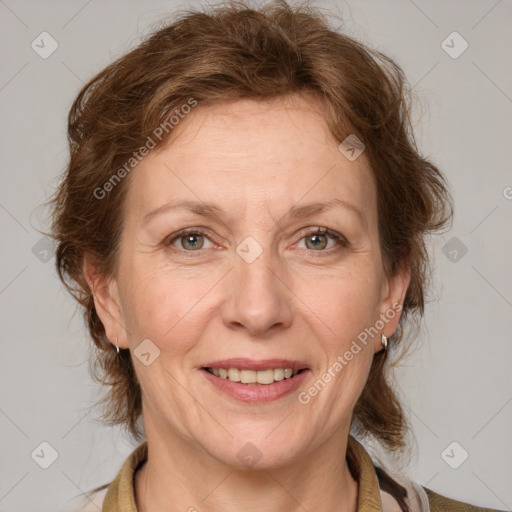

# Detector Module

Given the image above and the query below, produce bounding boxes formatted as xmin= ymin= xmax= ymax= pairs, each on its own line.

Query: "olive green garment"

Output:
xmin=98 ymin=435 xmax=506 ymax=512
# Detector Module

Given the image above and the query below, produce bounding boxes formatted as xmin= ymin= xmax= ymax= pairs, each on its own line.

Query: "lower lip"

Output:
xmin=201 ymin=369 xmax=309 ymax=403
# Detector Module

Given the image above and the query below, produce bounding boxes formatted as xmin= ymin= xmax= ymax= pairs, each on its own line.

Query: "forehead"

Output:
xmin=124 ymin=95 xmax=377 ymax=226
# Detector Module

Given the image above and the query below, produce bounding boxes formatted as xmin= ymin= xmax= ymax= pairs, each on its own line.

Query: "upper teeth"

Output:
xmin=209 ymin=368 xmax=298 ymax=384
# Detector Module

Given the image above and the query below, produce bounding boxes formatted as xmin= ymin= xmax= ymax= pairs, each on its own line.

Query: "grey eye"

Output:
xmin=170 ymin=232 xmax=213 ymax=251
xmin=305 ymin=233 xmax=328 ymax=250
xmin=298 ymin=230 xmax=340 ymax=251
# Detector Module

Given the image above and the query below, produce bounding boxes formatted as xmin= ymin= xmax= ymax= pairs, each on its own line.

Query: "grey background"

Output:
xmin=0 ymin=0 xmax=511 ymax=510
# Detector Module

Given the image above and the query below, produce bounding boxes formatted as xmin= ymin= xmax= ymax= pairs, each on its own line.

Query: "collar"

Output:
xmin=102 ymin=434 xmax=384 ymax=511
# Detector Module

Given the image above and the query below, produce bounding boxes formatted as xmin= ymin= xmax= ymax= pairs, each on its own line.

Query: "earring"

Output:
xmin=381 ymin=334 xmax=388 ymax=351
xmin=115 ymin=336 xmax=120 ymax=354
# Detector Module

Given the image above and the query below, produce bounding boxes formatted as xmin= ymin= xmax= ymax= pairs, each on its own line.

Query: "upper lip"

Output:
xmin=202 ymin=358 xmax=309 ymax=372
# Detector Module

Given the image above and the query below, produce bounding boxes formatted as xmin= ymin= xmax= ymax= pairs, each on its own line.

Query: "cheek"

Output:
xmin=295 ymin=264 xmax=382 ymax=343
xmin=299 ymin=274 xmax=377 ymax=415
xmin=120 ymin=263 xmax=218 ymax=354
xmin=292 ymin=262 xmax=382 ymax=410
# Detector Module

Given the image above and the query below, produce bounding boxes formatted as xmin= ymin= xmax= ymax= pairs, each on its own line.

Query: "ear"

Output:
xmin=83 ymin=253 xmax=129 ymax=349
xmin=375 ymin=256 xmax=411 ymax=352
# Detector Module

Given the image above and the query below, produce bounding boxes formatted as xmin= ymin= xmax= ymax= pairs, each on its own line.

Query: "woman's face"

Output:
xmin=92 ymin=94 xmax=409 ymax=468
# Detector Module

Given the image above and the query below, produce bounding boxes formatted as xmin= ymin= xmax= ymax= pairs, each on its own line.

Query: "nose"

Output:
xmin=221 ymin=252 xmax=293 ymax=337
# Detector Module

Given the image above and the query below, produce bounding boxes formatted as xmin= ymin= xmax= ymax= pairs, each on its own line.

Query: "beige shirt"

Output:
xmin=73 ymin=435 xmax=502 ymax=512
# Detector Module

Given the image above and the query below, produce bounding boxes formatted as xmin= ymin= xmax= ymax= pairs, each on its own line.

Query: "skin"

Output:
xmin=85 ymin=94 xmax=410 ymax=511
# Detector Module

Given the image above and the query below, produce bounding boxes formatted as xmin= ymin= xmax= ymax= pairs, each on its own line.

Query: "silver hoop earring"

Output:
xmin=381 ymin=334 xmax=388 ymax=351
xmin=115 ymin=336 xmax=120 ymax=354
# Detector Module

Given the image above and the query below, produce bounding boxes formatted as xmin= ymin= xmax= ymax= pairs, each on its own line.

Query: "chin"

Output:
xmin=200 ymin=431 xmax=305 ymax=471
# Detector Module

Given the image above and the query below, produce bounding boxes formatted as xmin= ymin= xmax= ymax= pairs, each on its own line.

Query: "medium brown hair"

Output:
xmin=47 ymin=0 xmax=452 ymax=465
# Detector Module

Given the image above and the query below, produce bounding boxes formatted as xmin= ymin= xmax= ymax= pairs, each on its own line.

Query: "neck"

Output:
xmin=134 ymin=422 xmax=359 ymax=512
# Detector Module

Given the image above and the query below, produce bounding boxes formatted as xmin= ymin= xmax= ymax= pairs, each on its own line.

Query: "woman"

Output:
xmin=48 ymin=1 xmax=505 ymax=511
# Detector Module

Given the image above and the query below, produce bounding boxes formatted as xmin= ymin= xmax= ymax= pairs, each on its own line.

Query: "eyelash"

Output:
xmin=164 ymin=227 xmax=349 ymax=257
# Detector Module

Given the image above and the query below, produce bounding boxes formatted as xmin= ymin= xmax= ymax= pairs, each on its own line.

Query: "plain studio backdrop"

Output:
xmin=0 ymin=1 xmax=511 ymax=511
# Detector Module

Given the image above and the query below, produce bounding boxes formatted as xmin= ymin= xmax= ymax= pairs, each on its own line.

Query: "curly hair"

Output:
xmin=47 ymin=0 xmax=453 ymax=470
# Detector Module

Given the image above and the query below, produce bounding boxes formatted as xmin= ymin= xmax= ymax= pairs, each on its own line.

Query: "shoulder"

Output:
xmin=424 ymin=486 xmax=508 ymax=512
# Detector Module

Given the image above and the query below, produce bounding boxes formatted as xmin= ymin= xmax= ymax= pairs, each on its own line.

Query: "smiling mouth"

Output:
xmin=203 ymin=367 xmax=306 ymax=385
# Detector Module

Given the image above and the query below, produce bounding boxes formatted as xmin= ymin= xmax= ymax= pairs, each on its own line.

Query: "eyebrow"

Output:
xmin=142 ymin=198 xmax=365 ymax=226
xmin=287 ymin=198 xmax=364 ymax=224
xmin=142 ymin=200 xmax=225 ymax=225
